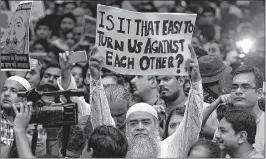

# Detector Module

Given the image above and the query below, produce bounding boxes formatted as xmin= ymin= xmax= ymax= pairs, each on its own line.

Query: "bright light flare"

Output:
xmin=236 ymin=38 xmax=254 ymax=54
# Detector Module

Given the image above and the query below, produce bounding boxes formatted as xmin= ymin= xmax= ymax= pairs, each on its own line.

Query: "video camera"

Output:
xmin=18 ymin=88 xmax=84 ymax=127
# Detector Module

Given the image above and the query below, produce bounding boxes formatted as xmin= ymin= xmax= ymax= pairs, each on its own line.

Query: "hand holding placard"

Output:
xmin=95 ymin=4 xmax=197 ymax=76
xmin=185 ymin=44 xmax=201 ymax=83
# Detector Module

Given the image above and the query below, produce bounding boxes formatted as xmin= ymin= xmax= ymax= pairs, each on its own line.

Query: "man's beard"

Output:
xmin=161 ymin=91 xmax=179 ymax=103
xmin=126 ymin=132 xmax=160 ymax=158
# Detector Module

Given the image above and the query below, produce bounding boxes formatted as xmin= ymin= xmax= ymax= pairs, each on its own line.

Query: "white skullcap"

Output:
xmin=7 ymin=76 xmax=31 ymax=91
xmin=126 ymin=103 xmax=158 ymax=120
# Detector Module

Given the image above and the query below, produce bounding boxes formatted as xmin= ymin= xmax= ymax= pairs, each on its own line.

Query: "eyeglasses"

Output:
xmin=230 ymin=84 xmax=256 ymax=92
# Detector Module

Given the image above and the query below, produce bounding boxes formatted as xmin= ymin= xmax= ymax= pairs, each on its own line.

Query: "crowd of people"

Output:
xmin=0 ymin=0 xmax=265 ymax=158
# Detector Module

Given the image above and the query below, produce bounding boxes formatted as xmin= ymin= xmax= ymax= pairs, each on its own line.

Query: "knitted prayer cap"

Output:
xmin=7 ymin=76 xmax=31 ymax=91
xmin=126 ymin=103 xmax=158 ymax=120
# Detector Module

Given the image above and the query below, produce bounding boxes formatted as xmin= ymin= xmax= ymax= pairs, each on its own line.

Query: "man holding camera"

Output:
xmin=0 ymin=76 xmax=31 ymax=158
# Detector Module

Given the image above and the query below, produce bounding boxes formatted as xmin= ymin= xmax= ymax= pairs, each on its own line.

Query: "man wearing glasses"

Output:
xmin=229 ymin=65 xmax=264 ymax=156
xmin=205 ymin=65 xmax=264 ymax=156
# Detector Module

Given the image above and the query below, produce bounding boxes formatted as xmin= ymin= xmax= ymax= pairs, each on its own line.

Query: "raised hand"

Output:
xmin=185 ymin=44 xmax=201 ymax=83
xmin=59 ymin=51 xmax=73 ymax=71
xmin=218 ymin=94 xmax=232 ymax=105
xmin=89 ymin=47 xmax=104 ymax=80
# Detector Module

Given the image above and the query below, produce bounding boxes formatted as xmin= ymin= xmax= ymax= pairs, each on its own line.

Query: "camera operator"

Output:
xmin=12 ymin=102 xmax=50 ymax=158
xmin=0 ymin=76 xmax=31 ymax=158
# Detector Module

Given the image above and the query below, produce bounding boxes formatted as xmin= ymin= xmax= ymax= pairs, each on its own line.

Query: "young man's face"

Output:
xmin=26 ymin=124 xmax=47 ymax=155
xmin=71 ymin=66 xmax=84 ymax=88
xmin=39 ymin=67 xmax=61 ymax=89
xmin=1 ymin=80 xmax=25 ymax=109
xmin=36 ymin=25 xmax=51 ymax=40
xmin=130 ymin=75 xmax=153 ymax=96
xmin=60 ymin=17 xmax=75 ymax=33
xmin=158 ymin=76 xmax=183 ymax=102
xmin=202 ymin=12 xmax=215 ymax=25
xmin=25 ymin=64 xmax=42 ymax=88
xmin=231 ymin=72 xmax=260 ymax=109
xmin=215 ymin=118 xmax=239 ymax=151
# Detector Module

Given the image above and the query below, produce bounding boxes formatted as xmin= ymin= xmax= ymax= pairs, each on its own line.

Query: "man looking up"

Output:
xmin=88 ymin=45 xmax=204 ymax=158
xmin=0 ymin=76 xmax=31 ymax=158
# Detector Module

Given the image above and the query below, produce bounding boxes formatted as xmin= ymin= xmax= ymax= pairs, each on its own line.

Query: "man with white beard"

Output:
xmin=88 ymin=45 xmax=203 ymax=158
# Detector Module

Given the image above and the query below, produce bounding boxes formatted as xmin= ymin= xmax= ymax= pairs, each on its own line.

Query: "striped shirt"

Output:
xmin=1 ymin=111 xmax=14 ymax=158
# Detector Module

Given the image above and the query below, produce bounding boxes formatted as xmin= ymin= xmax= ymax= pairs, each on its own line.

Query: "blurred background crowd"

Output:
xmin=0 ymin=0 xmax=265 ymax=92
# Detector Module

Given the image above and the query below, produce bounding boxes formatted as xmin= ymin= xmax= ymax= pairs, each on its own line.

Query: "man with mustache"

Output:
xmin=89 ymin=45 xmax=203 ymax=158
xmin=130 ymin=75 xmax=162 ymax=106
xmin=0 ymin=76 xmax=31 ymax=158
xmin=157 ymin=71 xmax=188 ymax=116
xmin=130 ymin=74 xmax=166 ymax=136
xmin=204 ymin=65 xmax=265 ymax=156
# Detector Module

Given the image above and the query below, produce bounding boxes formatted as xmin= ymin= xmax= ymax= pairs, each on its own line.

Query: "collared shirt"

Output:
xmin=1 ymin=111 xmax=14 ymax=158
xmin=254 ymin=112 xmax=265 ymax=156
xmin=225 ymin=147 xmax=264 ymax=158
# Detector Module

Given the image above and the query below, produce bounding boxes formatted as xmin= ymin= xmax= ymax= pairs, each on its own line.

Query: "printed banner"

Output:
xmin=0 ymin=1 xmax=33 ymax=71
xmin=96 ymin=4 xmax=197 ymax=76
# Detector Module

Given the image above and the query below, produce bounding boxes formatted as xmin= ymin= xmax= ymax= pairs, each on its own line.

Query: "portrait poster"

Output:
xmin=0 ymin=1 xmax=33 ymax=71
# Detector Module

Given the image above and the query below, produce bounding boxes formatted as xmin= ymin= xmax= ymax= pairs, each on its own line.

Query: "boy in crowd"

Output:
xmin=215 ymin=109 xmax=263 ymax=158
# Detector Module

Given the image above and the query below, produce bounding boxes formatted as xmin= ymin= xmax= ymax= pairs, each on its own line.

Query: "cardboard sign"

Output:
xmin=83 ymin=15 xmax=97 ymax=36
xmin=82 ymin=15 xmax=96 ymax=46
xmin=0 ymin=1 xmax=33 ymax=71
xmin=95 ymin=4 xmax=197 ymax=75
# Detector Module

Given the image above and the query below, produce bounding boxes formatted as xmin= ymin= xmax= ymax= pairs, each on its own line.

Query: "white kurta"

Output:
xmin=90 ymin=78 xmax=203 ymax=158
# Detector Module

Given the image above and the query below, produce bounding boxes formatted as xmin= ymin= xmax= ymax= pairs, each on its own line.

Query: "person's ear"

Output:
xmin=150 ymin=77 xmax=158 ymax=89
xmin=237 ymin=131 xmax=247 ymax=145
xmin=257 ymin=88 xmax=264 ymax=99
xmin=178 ymin=76 xmax=185 ymax=86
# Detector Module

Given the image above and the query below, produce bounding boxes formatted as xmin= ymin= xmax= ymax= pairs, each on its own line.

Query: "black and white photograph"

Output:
xmin=0 ymin=0 xmax=265 ymax=158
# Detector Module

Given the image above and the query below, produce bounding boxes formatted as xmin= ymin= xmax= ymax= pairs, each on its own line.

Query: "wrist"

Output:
xmin=214 ymin=97 xmax=221 ymax=106
xmin=14 ymin=127 xmax=26 ymax=134
xmin=62 ymin=67 xmax=70 ymax=72
xmin=92 ymin=75 xmax=100 ymax=80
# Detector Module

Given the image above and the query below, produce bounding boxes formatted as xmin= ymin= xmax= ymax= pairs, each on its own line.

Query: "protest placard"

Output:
xmin=9 ymin=1 xmax=45 ymax=20
xmin=95 ymin=4 xmax=197 ymax=76
xmin=83 ymin=15 xmax=97 ymax=36
xmin=0 ymin=1 xmax=33 ymax=71
xmin=82 ymin=15 xmax=96 ymax=46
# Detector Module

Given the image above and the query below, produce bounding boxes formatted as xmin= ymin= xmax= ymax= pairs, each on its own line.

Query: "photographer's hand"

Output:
xmin=12 ymin=102 xmax=35 ymax=158
xmin=89 ymin=47 xmax=104 ymax=80
xmin=12 ymin=102 xmax=33 ymax=132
